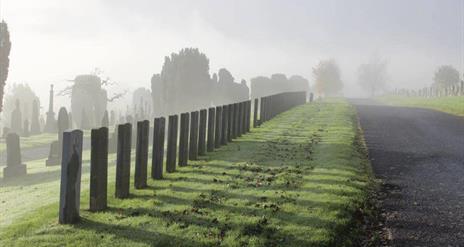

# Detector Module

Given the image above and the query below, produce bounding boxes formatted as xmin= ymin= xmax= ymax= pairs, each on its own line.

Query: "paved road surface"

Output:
xmin=352 ymin=99 xmax=464 ymax=246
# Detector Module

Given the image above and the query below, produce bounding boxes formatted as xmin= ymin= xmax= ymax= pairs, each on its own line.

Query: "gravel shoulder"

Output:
xmin=352 ymin=99 xmax=464 ymax=246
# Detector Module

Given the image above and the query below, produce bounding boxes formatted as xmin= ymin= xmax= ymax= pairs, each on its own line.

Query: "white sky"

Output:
xmin=1 ymin=0 xmax=463 ymax=112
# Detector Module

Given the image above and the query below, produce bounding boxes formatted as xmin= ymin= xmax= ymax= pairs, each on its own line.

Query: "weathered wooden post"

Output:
xmin=59 ymin=129 xmax=83 ymax=224
xmin=207 ymin=107 xmax=215 ymax=152
xmin=115 ymin=123 xmax=132 ymax=199
xmin=221 ymin=105 xmax=228 ymax=145
xmin=151 ymin=117 xmax=165 ymax=179
xmin=178 ymin=113 xmax=190 ymax=167
xmin=198 ymin=109 xmax=207 ymax=155
xmin=166 ymin=115 xmax=178 ymax=173
xmin=253 ymin=98 xmax=259 ymax=128
xmin=215 ymin=106 xmax=222 ymax=148
xmin=3 ymin=133 xmax=27 ymax=177
xmin=189 ymin=111 xmax=199 ymax=160
xmin=89 ymin=127 xmax=108 ymax=211
xmin=228 ymin=104 xmax=234 ymax=141
xmin=135 ymin=120 xmax=149 ymax=189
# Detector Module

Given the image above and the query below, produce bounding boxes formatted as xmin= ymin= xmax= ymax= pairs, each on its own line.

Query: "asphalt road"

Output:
xmin=352 ymin=99 xmax=464 ymax=246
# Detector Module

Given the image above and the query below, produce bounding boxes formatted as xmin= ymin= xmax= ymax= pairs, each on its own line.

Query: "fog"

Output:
xmin=1 ymin=0 xmax=462 ymax=112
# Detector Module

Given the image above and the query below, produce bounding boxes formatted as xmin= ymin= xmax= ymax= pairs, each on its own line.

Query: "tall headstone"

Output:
xmin=214 ymin=106 xmax=222 ymax=148
xmin=22 ymin=119 xmax=30 ymax=137
xmin=221 ymin=105 xmax=229 ymax=145
xmin=166 ymin=115 xmax=178 ymax=173
xmin=10 ymin=99 xmax=22 ymax=134
xmin=3 ymin=133 xmax=27 ymax=178
xmin=228 ymin=104 xmax=234 ymax=141
xmin=135 ymin=120 xmax=149 ymax=189
xmin=101 ymin=110 xmax=109 ymax=128
xmin=237 ymin=102 xmax=243 ymax=136
xmin=207 ymin=108 xmax=215 ymax=152
xmin=253 ymin=98 xmax=259 ymax=128
xmin=44 ymin=84 xmax=56 ymax=133
xmin=115 ymin=123 xmax=132 ymax=198
xmin=246 ymin=100 xmax=251 ymax=132
xmin=152 ymin=117 xmax=165 ymax=179
xmin=89 ymin=127 xmax=108 ymax=211
xmin=178 ymin=113 xmax=189 ymax=167
xmin=46 ymin=107 xmax=69 ymax=166
xmin=198 ymin=109 xmax=207 ymax=156
xmin=234 ymin=103 xmax=240 ymax=138
xmin=58 ymin=129 xmax=83 ymax=224
xmin=189 ymin=111 xmax=199 ymax=160
xmin=30 ymin=99 xmax=41 ymax=135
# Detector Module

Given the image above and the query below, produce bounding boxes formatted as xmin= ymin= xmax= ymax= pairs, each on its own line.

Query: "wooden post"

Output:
xmin=221 ymin=105 xmax=228 ymax=145
xmin=198 ymin=109 xmax=207 ymax=155
xmin=166 ymin=115 xmax=178 ymax=173
xmin=178 ymin=113 xmax=189 ymax=167
xmin=151 ymin=117 xmax=165 ymax=179
xmin=214 ymin=106 xmax=222 ymax=148
xmin=115 ymin=123 xmax=132 ymax=199
xmin=189 ymin=111 xmax=199 ymax=160
xmin=134 ymin=120 xmax=149 ymax=189
xmin=207 ymin=107 xmax=215 ymax=152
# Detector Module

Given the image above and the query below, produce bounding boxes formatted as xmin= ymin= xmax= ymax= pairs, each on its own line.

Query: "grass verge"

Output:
xmin=377 ymin=96 xmax=464 ymax=116
xmin=0 ymin=99 xmax=373 ymax=246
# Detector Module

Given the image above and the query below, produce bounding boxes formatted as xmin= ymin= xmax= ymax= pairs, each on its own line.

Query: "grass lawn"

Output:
xmin=378 ymin=95 xmax=464 ymax=116
xmin=0 ymin=99 xmax=374 ymax=247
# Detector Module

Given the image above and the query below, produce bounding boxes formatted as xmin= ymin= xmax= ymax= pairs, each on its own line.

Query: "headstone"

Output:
xmin=30 ymin=99 xmax=41 ymax=135
xmin=166 ymin=115 xmax=178 ymax=173
xmin=234 ymin=103 xmax=240 ymax=137
xmin=214 ymin=106 xmax=222 ymax=148
xmin=89 ymin=127 xmax=108 ymax=211
xmin=207 ymin=108 xmax=215 ymax=152
xmin=46 ymin=107 xmax=69 ymax=166
xmin=44 ymin=84 xmax=56 ymax=133
xmin=221 ymin=105 xmax=228 ymax=145
xmin=152 ymin=117 xmax=165 ymax=179
xmin=198 ymin=109 xmax=207 ymax=155
xmin=178 ymin=113 xmax=189 ymax=167
xmin=10 ymin=99 xmax=22 ymax=134
xmin=259 ymin=97 xmax=265 ymax=124
xmin=115 ymin=123 xmax=132 ymax=198
xmin=246 ymin=100 xmax=251 ymax=132
xmin=189 ymin=111 xmax=199 ymax=160
xmin=237 ymin=102 xmax=243 ymax=136
xmin=22 ymin=119 xmax=30 ymax=137
xmin=309 ymin=93 xmax=314 ymax=102
xmin=101 ymin=110 xmax=109 ymax=128
xmin=3 ymin=133 xmax=27 ymax=178
xmin=58 ymin=129 xmax=83 ymax=224
xmin=135 ymin=120 xmax=149 ymax=189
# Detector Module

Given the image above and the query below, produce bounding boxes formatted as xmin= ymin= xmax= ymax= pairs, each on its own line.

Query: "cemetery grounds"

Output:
xmin=377 ymin=95 xmax=464 ymax=116
xmin=0 ymin=99 xmax=376 ymax=246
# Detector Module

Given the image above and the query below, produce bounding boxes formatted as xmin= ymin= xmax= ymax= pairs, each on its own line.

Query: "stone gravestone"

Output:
xmin=227 ymin=104 xmax=234 ymax=141
xmin=178 ymin=113 xmax=189 ymax=167
xmin=30 ymin=99 xmax=41 ymax=135
xmin=10 ymin=99 xmax=22 ymax=134
xmin=44 ymin=84 xmax=56 ymax=133
xmin=214 ymin=106 xmax=222 ymax=148
xmin=152 ymin=117 xmax=165 ymax=179
xmin=89 ymin=127 xmax=108 ymax=212
xmin=166 ymin=115 xmax=178 ymax=173
xmin=309 ymin=92 xmax=314 ymax=102
xmin=207 ymin=108 xmax=215 ymax=152
xmin=253 ymin=99 xmax=259 ymax=128
xmin=198 ymin=109 xmax=207 ymax=156
xmin=3 ymin=133 xmax=27 ymax=178
xmin=46 ymin=107 xmax=69 ymax=166
xmin=221 ymin=105 xmax=228 ymax=145
xmin=22 ymin=119 xmax=30 ymax=137
xmin=115 ymin=123 xmax=132 ymax=198
xmin=189 ymin=111 xmax=199 ymax=161
xmin=135 ymin=120 xmax=149 ymax=189
xmin=101 ymin=110 xmax=109 ymax=128
xmin=58 ymin=129 xmax=83 ymax=224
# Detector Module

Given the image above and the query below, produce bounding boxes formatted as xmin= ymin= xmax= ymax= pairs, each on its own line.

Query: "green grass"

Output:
xmin=0 ymin=99 xmax=373 ymax=246
xmin=378 ymin=95 xmax=464 ymax=116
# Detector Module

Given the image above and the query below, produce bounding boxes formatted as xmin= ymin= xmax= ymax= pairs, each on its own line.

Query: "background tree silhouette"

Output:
xmin=0 ymin=21 xmax=11 ymax=113
xmin=313 ymin=59 xmax=343 ymax=97
xmin=433 ymin=65 xmax=460 ymax=89
xmin=358 ymin=57 xmax=388 ymax=96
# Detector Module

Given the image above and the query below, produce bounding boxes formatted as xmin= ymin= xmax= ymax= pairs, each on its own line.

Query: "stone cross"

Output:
xmin=3 ymin=133 xmax=27 ymax=178
xmin=135 ymin=120 xmax=149 ymax=189
xmin=198 ymin=109 xmax=207 ymax=155
xmin=59 ymin=129 xmax=83 ymax=224
xmin=115 ymin=123 xmax=132 ymax=199
xmin=151 ymin=117 xmax=165 ymax=179
xmin=189 ymin=111 xmax=199 ymax=160
xmin=89 ymin=127 xmax=108 ymax=211
xmin=178 ymin=113 xmax=189 ymax=167
xmin=166 ymin=115 xmax=178 ymax=173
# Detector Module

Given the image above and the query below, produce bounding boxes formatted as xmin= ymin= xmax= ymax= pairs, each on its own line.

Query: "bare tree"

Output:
xmin=358 ymin=57 xmax=388 ymax=96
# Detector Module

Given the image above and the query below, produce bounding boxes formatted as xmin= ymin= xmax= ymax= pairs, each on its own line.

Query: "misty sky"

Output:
xmin=1 ymin=0 xmax=463 ymax=111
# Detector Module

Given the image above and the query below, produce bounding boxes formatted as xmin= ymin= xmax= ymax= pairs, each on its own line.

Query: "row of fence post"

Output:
xmin=392 ymin=81 xmax=464 ymax=98
xmin=58 ymin=91 xmax=308 ymax=224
